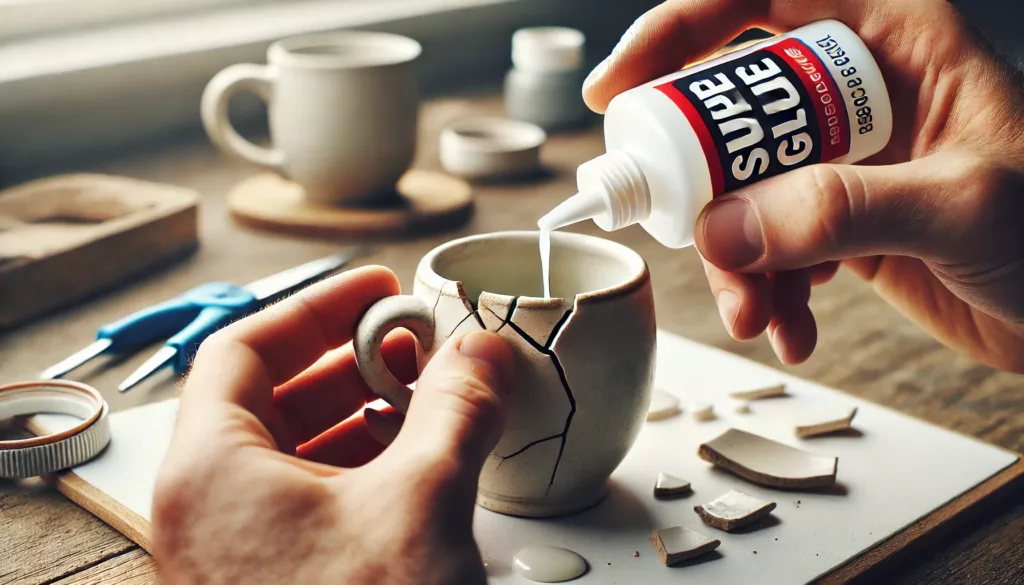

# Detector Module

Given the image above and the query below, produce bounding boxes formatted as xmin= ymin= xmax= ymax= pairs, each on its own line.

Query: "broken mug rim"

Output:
xmin=414 ymin=230 xmax=648 ymax=308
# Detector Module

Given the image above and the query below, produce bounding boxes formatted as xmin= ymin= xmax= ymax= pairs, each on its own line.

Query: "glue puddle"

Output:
xmin=513 ymin=546 xmax=588 ymax=583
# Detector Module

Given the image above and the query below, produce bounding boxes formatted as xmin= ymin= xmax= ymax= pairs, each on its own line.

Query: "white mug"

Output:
xmin=201 ymin=31 xmax=421 ymax=204
xmin=353 ymin=231 xmax=656 ymax=517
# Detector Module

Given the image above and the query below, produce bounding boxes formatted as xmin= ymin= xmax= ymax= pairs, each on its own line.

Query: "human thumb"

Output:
xmin=695 ymin=152 xmax=1016 ymax=273
xmin=391 ymin=330 xmax=514 ymax=476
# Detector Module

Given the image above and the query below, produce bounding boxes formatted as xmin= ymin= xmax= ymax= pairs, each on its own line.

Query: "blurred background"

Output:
xmin=1 ymin=0 xmax=1021 ymax=186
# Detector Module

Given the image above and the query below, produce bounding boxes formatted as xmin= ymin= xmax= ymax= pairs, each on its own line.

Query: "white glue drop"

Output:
xmin=513 ymin=546 xmax=588 ymax=583
xmin=539 ymin=228 xmax=552 ymax=298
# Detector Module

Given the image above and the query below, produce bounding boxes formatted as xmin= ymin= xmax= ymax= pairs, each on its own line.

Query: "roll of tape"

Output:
xmin=0 ymin=380 xmax=110 ymax=478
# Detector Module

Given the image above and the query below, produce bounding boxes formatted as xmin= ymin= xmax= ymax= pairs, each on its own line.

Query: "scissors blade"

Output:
xmin=243 ymin=247 xmax=370 ymax=302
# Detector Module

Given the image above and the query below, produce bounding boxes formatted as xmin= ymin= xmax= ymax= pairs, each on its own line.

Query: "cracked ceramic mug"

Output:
xmin=201 ymin=31 xmax=421 ymax=204
xmin=354 ymin=231 xmax=655 ymax=517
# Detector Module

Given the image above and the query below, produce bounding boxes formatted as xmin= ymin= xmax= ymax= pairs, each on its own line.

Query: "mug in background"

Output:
xmin=354 ymin=231 xmax=656 ymax=517
xmin=202 ymin=32 xmax=421 ymax=205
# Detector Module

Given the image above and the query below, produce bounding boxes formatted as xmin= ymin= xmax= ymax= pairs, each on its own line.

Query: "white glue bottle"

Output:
xmin=538 ymin=19 xmax=892 ymax=248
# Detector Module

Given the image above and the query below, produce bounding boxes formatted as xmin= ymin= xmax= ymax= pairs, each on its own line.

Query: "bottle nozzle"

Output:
xmin=537 ymin=191 xmax=606 ymax=231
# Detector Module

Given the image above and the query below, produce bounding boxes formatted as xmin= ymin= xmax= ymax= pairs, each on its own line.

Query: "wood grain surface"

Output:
xmin=1 ymin=94 xmax=1022 ymax=585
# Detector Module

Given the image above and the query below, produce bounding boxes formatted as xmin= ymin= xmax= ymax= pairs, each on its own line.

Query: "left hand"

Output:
xmin=151 ymin=266 xmax=514 ymax=585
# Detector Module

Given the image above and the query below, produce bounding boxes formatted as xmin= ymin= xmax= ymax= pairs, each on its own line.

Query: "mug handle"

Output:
xmin=200 ymin=64 xmax=285 ymax=171
xmin=353 ymin=295 xmax=436 ymax=414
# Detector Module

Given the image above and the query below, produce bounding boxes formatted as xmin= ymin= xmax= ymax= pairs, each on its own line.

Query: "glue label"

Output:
xmin=654 ymin=32 xmax=880 ymax=196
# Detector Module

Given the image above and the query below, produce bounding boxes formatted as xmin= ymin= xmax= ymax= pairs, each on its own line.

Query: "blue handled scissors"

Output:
xmin=41 ymin=248 xmax=368 ymax=392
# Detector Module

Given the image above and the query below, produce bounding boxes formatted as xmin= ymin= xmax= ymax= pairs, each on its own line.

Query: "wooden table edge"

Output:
xmin=814 ymin=454 xmax=1024 ymax=584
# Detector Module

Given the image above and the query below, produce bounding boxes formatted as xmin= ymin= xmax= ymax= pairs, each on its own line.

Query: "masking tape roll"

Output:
xmin=0 ymin=380 xmax=110 ymax=478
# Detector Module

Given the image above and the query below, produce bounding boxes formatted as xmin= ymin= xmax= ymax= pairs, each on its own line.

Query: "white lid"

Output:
xmin=511 ymin=27 xmax=585 ymax=73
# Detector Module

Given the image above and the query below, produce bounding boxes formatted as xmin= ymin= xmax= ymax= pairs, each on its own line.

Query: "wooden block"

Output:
xmin=0 ymin=174 xmax=198 ymax=328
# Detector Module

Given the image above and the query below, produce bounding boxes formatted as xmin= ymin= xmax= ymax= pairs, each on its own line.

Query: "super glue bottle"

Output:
xmin=539 ymin=20 xmax=892 ymax=248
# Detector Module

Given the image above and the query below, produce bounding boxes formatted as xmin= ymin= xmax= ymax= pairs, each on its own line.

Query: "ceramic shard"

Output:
xmin=698 ymin=428 xmax=838 ymax=488
xmin=729 ymin=383 xmax=787 ymax=401
xmin=730 ymin=398 xmax=751 ymax=414
xmin=694 ymin=489 xmax=777 ymax=532
xmin=654 ymin=472 xmax=691 ymax=498
xmin=647 ymin=390 xmax=681 ymax=421
xmin=478 ymin=292 xmax=516 ymax=331
xmin=649 ymin=526 xmax=720 ymax=566
xmin=692 ymin=403 xmax=716 ymax=422
xmin=794 ymin=406 xmax=858 ymax=438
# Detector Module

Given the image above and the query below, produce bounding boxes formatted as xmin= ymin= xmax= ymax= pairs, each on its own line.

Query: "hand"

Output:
xmin=151 ymin=266 xmax=514 ymax=585
xmin=584 ymin=0 xmax=1024 ymax=372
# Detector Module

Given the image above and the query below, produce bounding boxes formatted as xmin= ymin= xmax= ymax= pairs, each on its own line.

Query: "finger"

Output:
xmin=695 ymin=154 xmax=1007 ymax=273
xmin=700 ymin=255 xmax=772 ymax=340
xmin=185 ymin=266 xmax=399 ymax=420
xmin=766 ymin=271 xmax=817 ymax=365
xmin=808 ymin=262 xmax=841 ymax=286
xmin=272 ymin=330 xmax=419 ymax=446
xmin=364 ymin=406 xmax=405 ymax=447
xmin=297 ymin=409 xmax=390 ymax=468
xmin=582 ymin=0 xmax=911 ymax=112
xmin=387 ymin=331 xmax=514 ymax=475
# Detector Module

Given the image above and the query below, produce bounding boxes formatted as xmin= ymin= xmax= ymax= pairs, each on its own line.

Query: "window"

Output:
xmin=0 ymin=0 xmax=264 ymax=39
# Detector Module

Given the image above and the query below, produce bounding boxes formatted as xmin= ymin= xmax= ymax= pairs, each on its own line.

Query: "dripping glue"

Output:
xmin=538 ymin=19 xmax=893 ymax=248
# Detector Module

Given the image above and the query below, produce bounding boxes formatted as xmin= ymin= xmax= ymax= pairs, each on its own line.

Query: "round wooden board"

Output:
xmin=227 ymin=170 xmax=473 ymax=238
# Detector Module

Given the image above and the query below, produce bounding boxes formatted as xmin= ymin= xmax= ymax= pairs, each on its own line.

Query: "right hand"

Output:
xmin=583 ymin=0 xmax=1024 ymax=372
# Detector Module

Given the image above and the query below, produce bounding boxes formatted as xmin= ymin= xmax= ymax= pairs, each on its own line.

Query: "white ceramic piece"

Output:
xmin=648 ymin=526 xmax=721 ymax=566
xmin=698 ymin=428 xmax=838 ymax=489
xmin=439 ymin=117 xmax=546 ymax=179
xmin=692 ymin=402 xmax=716 ymax=422
xmin=513 ymin=545 xmax=588 ymax=583
xmin=653 ymin=472 xmax=691 ymax=498
xmin=794 ymin=406 xmax=859 ymax=438
xmin=353 ymin=231 xmax=655 ymax=518
xmin=695 ymin=489 xmax=777 ymax=532
xmin=202 ymin=32 xmax=421 ymax=205
xmin=729 ymin=383 xmax=787 ymax=401
xmin=730 ymin=398 xmax=751 ymax=414
xmin=646 ymin=390 xmax=681 ymax=421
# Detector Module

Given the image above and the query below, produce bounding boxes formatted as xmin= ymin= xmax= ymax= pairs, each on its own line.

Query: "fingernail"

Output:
xmin=767 ymin=325 xmax=785 ymax=363
xmin=364 ymin=408 xmax=401 ymax=446
xmin=716 ymin=290 xmax=740 ymax=335
xmin=701 ymin=199 xmax=765 ymax=269
xmin=458 ymin=331 xmax=514 ymax=393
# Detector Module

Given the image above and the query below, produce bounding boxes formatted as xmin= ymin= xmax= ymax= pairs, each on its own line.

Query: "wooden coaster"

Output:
xmin=227 ymin=170 xmax=473 ymax=238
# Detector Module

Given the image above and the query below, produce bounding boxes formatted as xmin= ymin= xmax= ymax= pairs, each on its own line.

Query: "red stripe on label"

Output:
xmin=766 ymin=38 xmax=851 ymax=162
xmin=655 ymin=82 xmax=725 ymax=197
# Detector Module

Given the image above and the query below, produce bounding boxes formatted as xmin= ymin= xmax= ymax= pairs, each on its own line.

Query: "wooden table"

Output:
xmin=1 ymin=95 xmax=1022 ymax=585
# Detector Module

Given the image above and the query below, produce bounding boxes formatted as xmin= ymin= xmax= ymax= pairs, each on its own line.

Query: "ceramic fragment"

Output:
xmin=698 ymin=428 xmax=838 ymax=488
xmin=730 ymin=398 xmax=751 ymax=414
xmin=649 ymin=526 xmax=721 ymax=566
xmin=729 ymin=383 xmax=787 ymax=401
xmin=654 ymin=472 xmax=692 ymax=498
xmin=692 ymin=402 xmax=716 ymax=422
xmin=512 ymin=546 xmax=587 ymax=583
xmin=694 ymin=489 xmax=777 ymax=532
xmin=794 ymin=406 xmax=858 ymax=438
xmin=647 ymin=390 xmax=681 ymax=421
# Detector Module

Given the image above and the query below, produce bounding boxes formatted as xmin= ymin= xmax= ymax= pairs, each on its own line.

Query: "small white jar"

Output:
xmin=504 ymin=27 xmax=592 ymax=131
